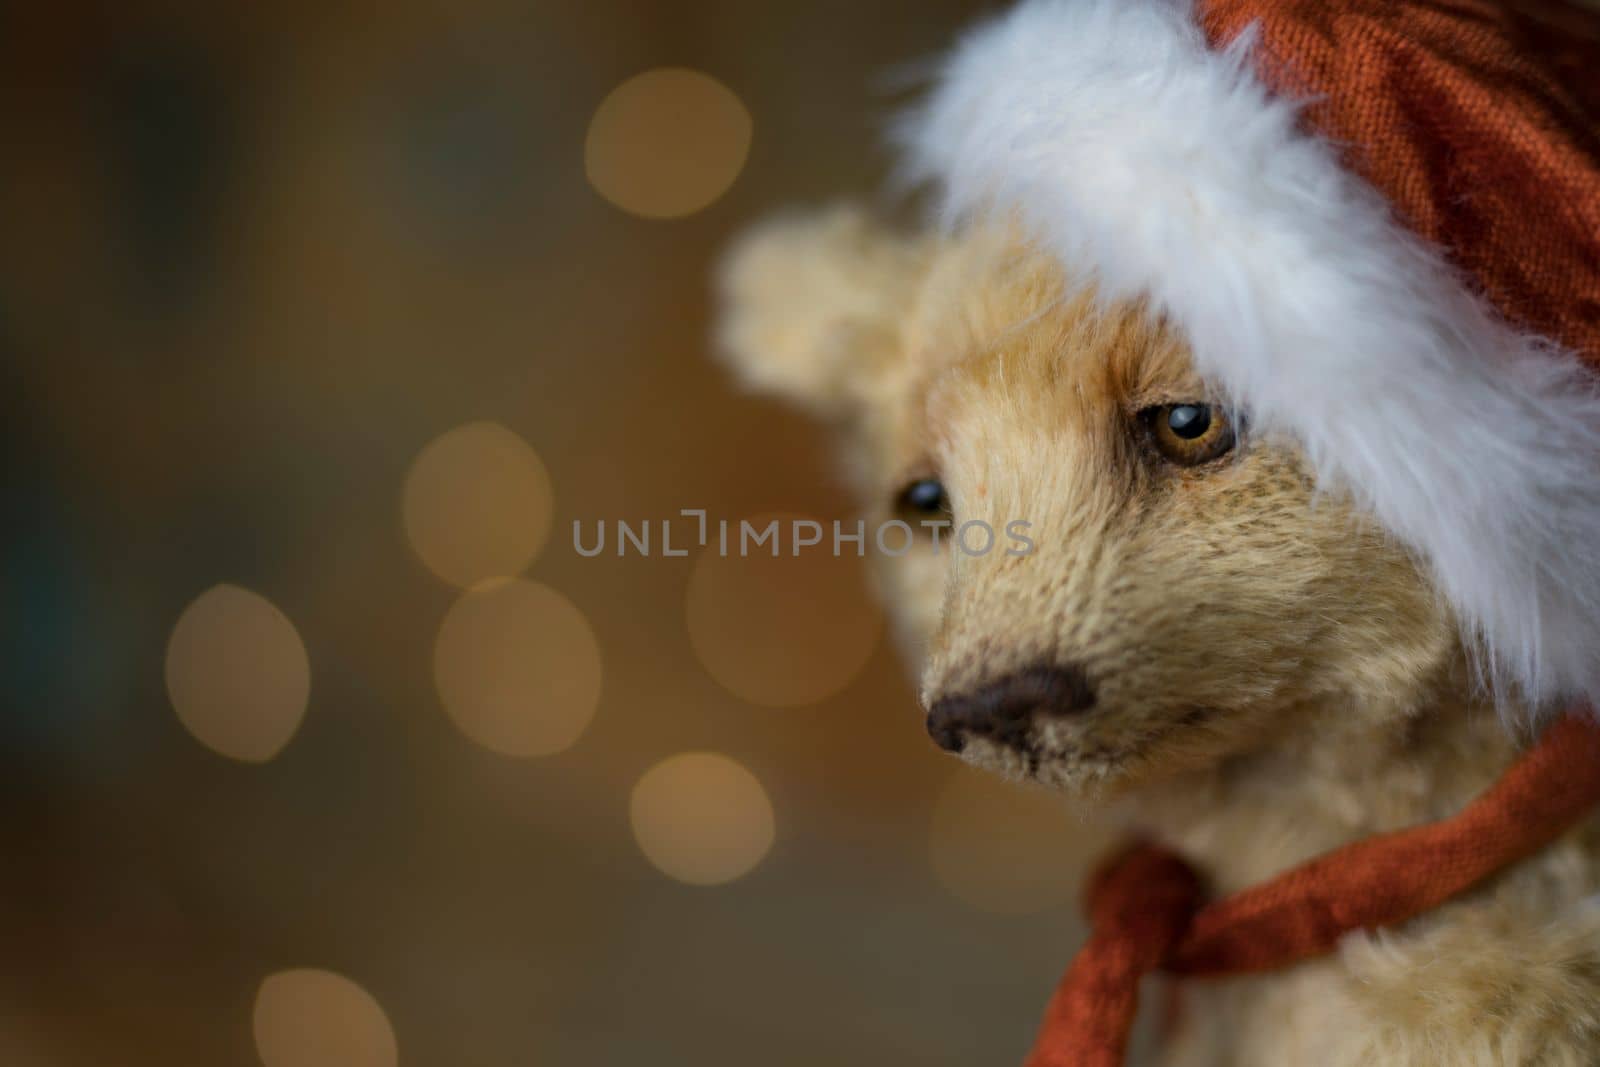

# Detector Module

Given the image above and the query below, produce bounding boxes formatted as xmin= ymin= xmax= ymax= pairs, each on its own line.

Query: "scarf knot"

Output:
xmin=1025 ymin=712 xmax=1600 ymax=1067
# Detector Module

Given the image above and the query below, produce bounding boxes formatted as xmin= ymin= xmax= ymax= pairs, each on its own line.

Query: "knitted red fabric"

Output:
xmin=1024 ymin=712 xmax=1600 ymax=1067
xmin=1198 ymin=0 xmax=1600 ymax=367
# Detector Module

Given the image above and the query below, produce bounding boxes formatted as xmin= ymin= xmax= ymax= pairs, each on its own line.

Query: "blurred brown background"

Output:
xmin=0 ymin=2 xmax=1132 ymax=1064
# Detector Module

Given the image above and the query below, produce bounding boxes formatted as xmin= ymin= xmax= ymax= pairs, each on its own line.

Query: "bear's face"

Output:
xmin=717 ymin=208 xmax=1455 ymax=796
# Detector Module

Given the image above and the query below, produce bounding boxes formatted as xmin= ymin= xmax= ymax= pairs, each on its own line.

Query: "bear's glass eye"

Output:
xmin=1142 ymin=403 xmax=1236 ymax=466
xmin=896 ymin=477 xmax=950 ymax=523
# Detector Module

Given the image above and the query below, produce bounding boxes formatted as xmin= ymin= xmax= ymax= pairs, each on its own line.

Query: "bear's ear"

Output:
xmin=714 ymin=204 xmax=933 ymax=421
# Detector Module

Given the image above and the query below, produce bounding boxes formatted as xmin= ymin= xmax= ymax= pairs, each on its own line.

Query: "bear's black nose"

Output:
xmin=925 ymin=665 xmax=1097 ymax=753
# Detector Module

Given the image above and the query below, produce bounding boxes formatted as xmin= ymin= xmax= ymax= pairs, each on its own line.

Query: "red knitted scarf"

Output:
xmin=1024 ymin=711 xmax=1600 ymax=1067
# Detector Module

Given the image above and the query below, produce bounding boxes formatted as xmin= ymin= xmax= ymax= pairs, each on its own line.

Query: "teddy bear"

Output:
xmin=712 ymin=0 xmax=1600 ymax=1063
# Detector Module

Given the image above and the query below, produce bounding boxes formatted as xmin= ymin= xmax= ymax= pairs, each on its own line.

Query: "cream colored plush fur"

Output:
xmin=715 ymin=208 xmax=1600 ymax=1066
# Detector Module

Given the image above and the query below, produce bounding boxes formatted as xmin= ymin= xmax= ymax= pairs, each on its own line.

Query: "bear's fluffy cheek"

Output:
xmin=899 ymin=443 xmax=1451 ymax=795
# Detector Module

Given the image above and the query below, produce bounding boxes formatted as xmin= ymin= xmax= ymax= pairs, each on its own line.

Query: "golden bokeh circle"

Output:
xmin=165 ymin=584 xmax=311 ymax=763
xmin=684 ymin=514 xmax=882 ymax=708
xmin=402 ymin=421 xmax=553 ymax=589
xmin=929 ymin=767 xmax=1107 ymax=915
xmin=630 ymin=752 xmax=775 ymax=886
xmin=433 ymin=578 xmax=602 ymax=757
xmin=584 ymin=68 xmax=752 ymax=219
xmin=253 ymin=969 xmax=397 ymax=1067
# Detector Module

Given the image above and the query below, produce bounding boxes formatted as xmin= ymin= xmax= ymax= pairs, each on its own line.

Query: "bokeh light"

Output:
xmin=253 ymin=968 xmax=397 ymax=1067
xmin=584 ymin=68 xmax=752 ymax=219
xmin=630 ymin=752 xmax=775 ymax=886
xmin=685 ymin=514 xmax=882 ymax=708
xmin=928 ymin=767 xmax=1109 ymax=915
xmin=433 ymin=578 xmax=602 ymax=757
xmin=165 ymin=584 xmax=311 ymax=763
xmin=402 ymin=421 xmax=553 ymax=589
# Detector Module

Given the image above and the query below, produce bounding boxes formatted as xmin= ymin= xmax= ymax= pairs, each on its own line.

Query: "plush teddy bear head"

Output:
xmin=716 ymin=206 xmax=1458 ymax=796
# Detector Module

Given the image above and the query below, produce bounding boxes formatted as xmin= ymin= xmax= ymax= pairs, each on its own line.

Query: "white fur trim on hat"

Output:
xmin=898 ymin=0 xmax=1600 ymax=714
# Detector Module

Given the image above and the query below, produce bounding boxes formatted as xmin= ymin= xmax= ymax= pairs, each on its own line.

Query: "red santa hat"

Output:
xmin=898 ymin=0 xmax=1600 ymax=714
